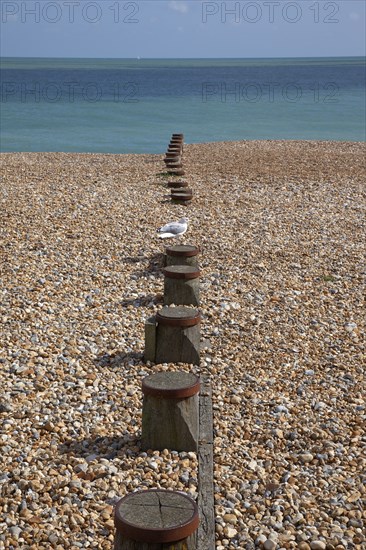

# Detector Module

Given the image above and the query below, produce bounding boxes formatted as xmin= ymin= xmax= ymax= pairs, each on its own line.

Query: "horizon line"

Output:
xmin=1 ymin=55 xmax=365 ymax=60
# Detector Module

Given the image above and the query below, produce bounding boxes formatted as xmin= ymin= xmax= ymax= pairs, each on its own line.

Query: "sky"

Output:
xmin=0 ymin=0 xmax=365 ymax=58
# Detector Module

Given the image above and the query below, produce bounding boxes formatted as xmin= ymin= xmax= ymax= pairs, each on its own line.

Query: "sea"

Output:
xmin=0 ymin=57 xmax=365 ymax=153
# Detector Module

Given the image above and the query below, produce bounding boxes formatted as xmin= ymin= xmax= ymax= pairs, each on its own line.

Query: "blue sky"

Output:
xmin=1 ymin=0 xmax=365 ymax=58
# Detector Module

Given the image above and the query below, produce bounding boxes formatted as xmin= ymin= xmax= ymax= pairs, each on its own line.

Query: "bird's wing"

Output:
xmin=157 ymin=221 xmax=185 ymax=234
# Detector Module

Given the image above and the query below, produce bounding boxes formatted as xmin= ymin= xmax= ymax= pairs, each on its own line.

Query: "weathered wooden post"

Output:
xmin=165 ymin=161 xmax=183 ymax=169
xmin=168 ymin=142 xmax=183 ymax=150
xmin=170 ymin=144 xmax=183 ymax=153
xmin=167 ymin=147 xmax=182 ymax=155
xmin=141 ymin=371 xmax=200 ymax=451
xmin=171 ymin=190 xmax=193 ymax=203
xmin=167 ymin=180 xmax=188 ymax=188
xmin=165 ymin=152 xmax=181 ymax=160
xmin=165 ymin=245 xmax=199 ymax=268
xmin=171 ymin=187 xmax=192 ymax=197
xmin=155 ymin=306 xmax=201 ymax=365
xmin=114 ymin=489 xmax=199 ymax=550
xmin=168 ymin=168 xmax=185 ymax=177
xmin=163 ymin=265 xmax=200 ymax=306
xmin=164 ymin=156 xmax=181 ymax=163
xmin=144 ymin=315 xmax=157 ymax=362
xmin=171 ymin=191 xmax=191 ymax=202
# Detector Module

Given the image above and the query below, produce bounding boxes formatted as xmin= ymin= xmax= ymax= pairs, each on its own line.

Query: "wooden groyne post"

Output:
xmin=114 ymin=489 xmax=198 ymax=550
xmin=163 ymin=265 xmax=200 ymax=306
xmin=141 ymin=371 xmax=200 ymax=452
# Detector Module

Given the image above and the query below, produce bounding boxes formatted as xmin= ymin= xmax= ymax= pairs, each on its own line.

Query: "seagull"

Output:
xmin=156 ymin=217 xmax=188 ymax=239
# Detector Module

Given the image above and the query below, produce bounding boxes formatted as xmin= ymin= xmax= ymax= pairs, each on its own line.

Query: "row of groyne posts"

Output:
xmin=114 ymin=134 xmax=214 ymax=549
xmin=164 ymin=133 xmax=193 ymax=205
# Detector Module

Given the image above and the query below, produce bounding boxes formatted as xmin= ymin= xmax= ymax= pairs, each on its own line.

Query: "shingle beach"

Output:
xmin=0 ymin=140 xmax=365 ymax=549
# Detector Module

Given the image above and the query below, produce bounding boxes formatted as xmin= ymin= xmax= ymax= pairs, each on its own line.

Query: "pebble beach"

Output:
xmin=0 ymin=140 xmax=365 ymax=549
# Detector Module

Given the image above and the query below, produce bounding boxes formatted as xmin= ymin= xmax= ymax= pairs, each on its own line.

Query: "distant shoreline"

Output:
xmin=1 ymin=138 xmax=366 ymax=157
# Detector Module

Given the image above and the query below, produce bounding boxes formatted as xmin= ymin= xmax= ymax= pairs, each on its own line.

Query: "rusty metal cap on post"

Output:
xmin=168 ymin=169 xmax=185 ymax=176
xmin=172 ymin=192 xmax=191 ymax=200
xmin=166 ymin=162 xmax=183 ymax=169
xmin=163 ymin=265 xmax=200 ymax=280
xmin=168 ymin=180 xmax=188 ymax=188
xmin=171 ymin=187 xmax=192 ymax=195
xmin=114 ymin=489 xmax=199 ymax=543
xmin=166 ymin=244 xmax=199 ymax=258
xmin=156 ymin=306 xmax=201 ymax=327
xmin=142 ymin=371 xmax=200 ymax=398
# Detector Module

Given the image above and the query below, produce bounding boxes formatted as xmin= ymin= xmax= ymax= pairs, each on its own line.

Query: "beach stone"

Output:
xmin=310 ymin=542 xmax=326 ymax=550
xmin=1 ymin=142 xmax=365 ymax=550
xmin=223 ymin=513 xmax=237 ymax=524
xmin=230 ymin=395 xmax=241 ymax=404
xmin=9 ymin=526 xmax=22 ymax=539
xmin=264 ymin=540 xmax=277 ymax=550
xmin=224 ymin=526 xmax=237 ymax=538
xmin=299 ymin=453 xmax=314 ymax=463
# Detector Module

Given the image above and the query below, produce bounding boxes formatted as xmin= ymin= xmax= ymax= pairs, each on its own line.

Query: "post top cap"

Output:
xmin=114 ymin=489 xmax=199 ymax=543
xmin=166 ymin=244 xmax=199 ymax=257
xmin=168 ymin=180 xmax=188 ymax=188
xmin=163 ymin=265 xmax=200 ymax=279
xmin=170 ymin=187 xmax=193 ymax=195
xmin=168 ymin=169 xmax=185 ymax=175
xmin=156 ymin=306 xmax=201 ymax=327
xmin=142 ymin=371 xmax=200 ymax=398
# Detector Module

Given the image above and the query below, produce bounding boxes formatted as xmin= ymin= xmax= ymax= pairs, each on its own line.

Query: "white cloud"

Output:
xmin=168 ymin=1 xmax=189 ymax=14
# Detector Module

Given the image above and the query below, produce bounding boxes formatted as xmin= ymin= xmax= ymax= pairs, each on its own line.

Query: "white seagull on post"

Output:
xmin=156 ymin=217 xmax=188 ymax=239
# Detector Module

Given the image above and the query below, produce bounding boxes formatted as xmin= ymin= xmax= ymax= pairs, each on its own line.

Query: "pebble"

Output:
xmin=264 ymin=539 xmax=277 ymax=550
xmin=0 ymin=142 xmax=364 ymax=550
xmin=225 ymin=526 xmax=237 ymax=538
xmin=310 ymin=542 xmax=326 ymax=550
xmin=256 ymin=534 xmax=267 ymax=545
xmin=273 ymin=405 xmax=289 ymax=414
xmin=9 ymin=527 xmax=21 ymax=539
xmin=223 ymin=514 xmax=237 ymax=525
xmin=299 ymin=453 xmax=314 ymax=463
xmin=230 ymin=395 xmax=241 ymax=404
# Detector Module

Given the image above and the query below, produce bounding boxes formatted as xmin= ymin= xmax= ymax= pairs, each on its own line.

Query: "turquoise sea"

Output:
xmin=0 ymin=57 xmax=365 ymax=153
